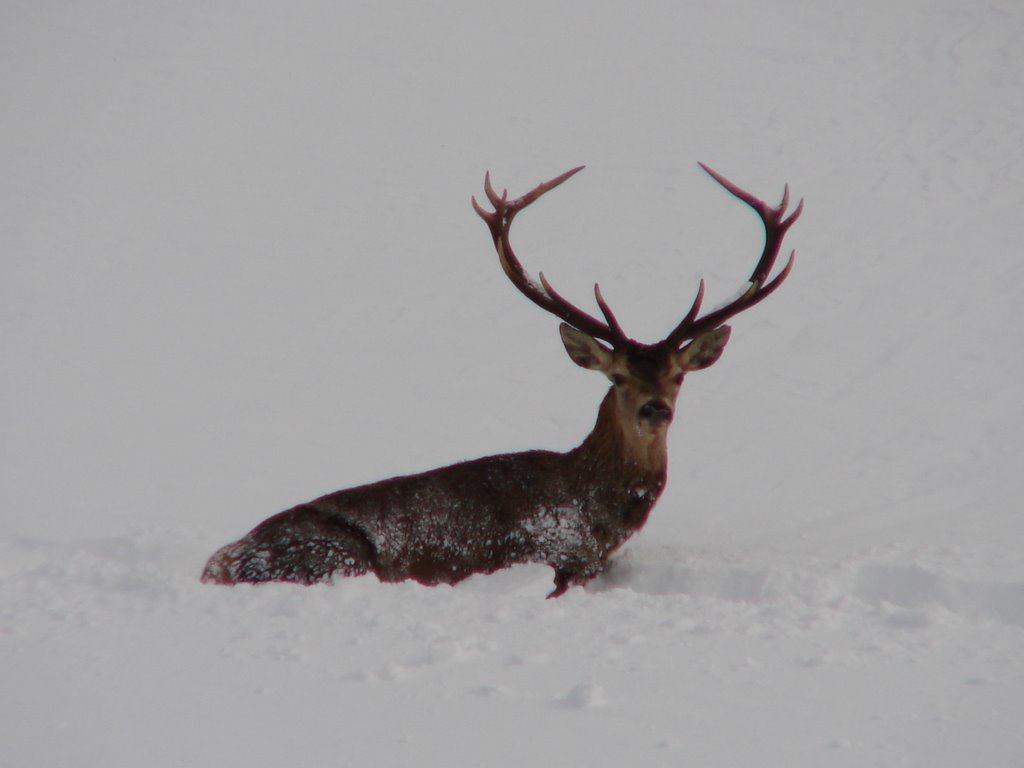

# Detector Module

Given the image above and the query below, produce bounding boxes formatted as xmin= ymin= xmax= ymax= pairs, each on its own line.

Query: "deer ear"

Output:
xmin=677 ymin=325 xmax=731 ymax=371
xmin=559 ymin=323 xmax=614 ymax=372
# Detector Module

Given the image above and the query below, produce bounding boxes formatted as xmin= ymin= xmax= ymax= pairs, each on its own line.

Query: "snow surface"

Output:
xmin=3 ymin=1 xmax=1023 ymax=766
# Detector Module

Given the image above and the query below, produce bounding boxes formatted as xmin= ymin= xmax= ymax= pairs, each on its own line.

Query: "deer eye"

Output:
xmin=673 ymin=373 xmax=685 ymax=386
xmin=612 ymin=374 xmax=627 ymax=387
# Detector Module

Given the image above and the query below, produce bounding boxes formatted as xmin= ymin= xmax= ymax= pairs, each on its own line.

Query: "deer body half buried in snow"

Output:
xmin=202 ymin=164 xmax=802 ymax=597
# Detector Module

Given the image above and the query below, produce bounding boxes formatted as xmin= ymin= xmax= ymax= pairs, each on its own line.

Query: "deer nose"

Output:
xmin=639 ymin=400 xmax=673 ymax=426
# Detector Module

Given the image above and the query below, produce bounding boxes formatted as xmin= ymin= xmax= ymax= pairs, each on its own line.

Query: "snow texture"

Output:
xmin=3 ymin=2 xmax=1023 ymax=766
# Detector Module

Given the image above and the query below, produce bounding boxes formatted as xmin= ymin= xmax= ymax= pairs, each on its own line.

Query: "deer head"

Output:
xmin=473 ymin=164 xmax=802 ymax=457
xmin=557 ymin=321 xmax=730 ymax=444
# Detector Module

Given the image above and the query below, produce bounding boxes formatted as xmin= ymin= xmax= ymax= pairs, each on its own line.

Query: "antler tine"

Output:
xmin=664 ymin=165 xmax=802 ymax=347
xmin=593 ymin=283 xmax=628 ymax=343
xmin=538 ymin=272 xmax=620 ymax=343
xmin=678 ymin=279 xmax=706 ymax=329
xmin=473 ymin=167 xmax=627 ymax=345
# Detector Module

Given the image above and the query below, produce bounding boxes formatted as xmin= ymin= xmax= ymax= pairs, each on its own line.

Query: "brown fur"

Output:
xmin=202 ymin=380 xmax=675 ymax=597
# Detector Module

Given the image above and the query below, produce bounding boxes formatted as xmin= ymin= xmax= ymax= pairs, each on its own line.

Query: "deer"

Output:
xmin=201 ymin=163 xmax=802 ymax=597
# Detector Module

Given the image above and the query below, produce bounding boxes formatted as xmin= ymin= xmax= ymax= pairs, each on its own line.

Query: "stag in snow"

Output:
xmin=202 ymin=164 xmax=802 ymax=597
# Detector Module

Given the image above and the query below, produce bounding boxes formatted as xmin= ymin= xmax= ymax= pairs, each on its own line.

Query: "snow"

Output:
xmin=3 ymin=1 xmax=1023 ymax=766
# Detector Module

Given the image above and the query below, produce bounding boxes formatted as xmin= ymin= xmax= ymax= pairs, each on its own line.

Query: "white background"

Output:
xmin=3 ymin=2 xmax=1022 ymax=765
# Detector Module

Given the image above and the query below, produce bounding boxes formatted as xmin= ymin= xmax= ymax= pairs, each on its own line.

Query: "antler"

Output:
xmin=663 ymin=164 xmax=803 ymax=348
xmin=473 ymin=164 xmax=802 ymax=350
xmin=472 ymin=167 xmax=629 ymax=346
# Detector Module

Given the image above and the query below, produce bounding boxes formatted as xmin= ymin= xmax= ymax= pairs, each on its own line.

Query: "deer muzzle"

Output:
xmin=638 ymin=400 xmax=673 ymax=427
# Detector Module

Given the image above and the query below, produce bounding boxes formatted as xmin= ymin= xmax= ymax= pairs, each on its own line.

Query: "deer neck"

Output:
xmin=572 ymin=388 xmax=669 ymax=493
